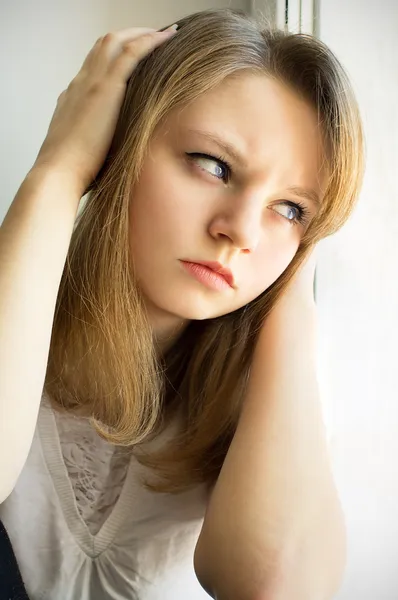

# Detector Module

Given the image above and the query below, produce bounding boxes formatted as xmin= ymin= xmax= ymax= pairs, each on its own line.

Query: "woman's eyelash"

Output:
xmin=186 ymin=152 xmax=311 ymax=226
xmin=278 ymin=200 xmax=311 ymax=227
xmin=186 ymin=152 xmax=232 ymax=182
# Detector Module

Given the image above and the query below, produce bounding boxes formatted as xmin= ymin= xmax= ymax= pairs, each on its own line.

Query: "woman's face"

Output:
xmin=129 ymin=73 xmax=326 ymax=339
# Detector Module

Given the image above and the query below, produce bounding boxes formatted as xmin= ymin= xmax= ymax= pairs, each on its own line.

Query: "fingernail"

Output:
xmin=156 ymin=29 xmax=177 ymax=36
xmin=156 ymin=24 xmax=178 ymax=36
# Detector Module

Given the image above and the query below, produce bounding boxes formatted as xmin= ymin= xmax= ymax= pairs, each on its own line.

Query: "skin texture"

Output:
xmin=128 ymin=72 xmax=327 ymax=349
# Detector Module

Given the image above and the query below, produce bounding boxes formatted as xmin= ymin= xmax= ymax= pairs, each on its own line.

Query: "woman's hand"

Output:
xmin=270 ymin=247 xmax=318 ymax=322
xmin=259 ymin=247 xmax=318 ymax=346
xmin=33 ymin=25 xmax=178 ymax=197
xmin=283 ymin=247 xmax=317 ymax=304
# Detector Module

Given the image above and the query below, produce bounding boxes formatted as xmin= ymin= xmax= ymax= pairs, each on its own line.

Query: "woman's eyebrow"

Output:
xmin=185 ymin=128 xmax=321 ymax=208
xmin=285 ymin=186 xmax=321 ymax=208
xmin=185 ymin=128 xmax=247 ymax=166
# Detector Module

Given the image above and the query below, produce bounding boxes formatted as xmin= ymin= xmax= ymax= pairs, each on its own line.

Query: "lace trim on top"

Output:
xmin=53 ymin=409 xmax=132 ymax=536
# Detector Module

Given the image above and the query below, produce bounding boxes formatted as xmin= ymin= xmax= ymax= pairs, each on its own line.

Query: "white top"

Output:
xmin=0 ymin=394 xmax=212 ymax=599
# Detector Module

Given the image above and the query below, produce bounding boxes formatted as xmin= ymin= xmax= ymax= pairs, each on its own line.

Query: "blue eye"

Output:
xmin=186 ymin=152 xmax=231 ymax=182
xmin=186 ymin=152 xmax=311 ymax=227
xmin=272 ymin=201 xmax=311 ymax=226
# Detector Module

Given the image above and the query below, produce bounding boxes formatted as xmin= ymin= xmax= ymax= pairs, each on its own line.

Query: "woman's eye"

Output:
xmin=273 ymin=203 xmax=300 ymax=221
xmin=186 ymin=153 xmax=310 ymax=226
xmin=187 ymin=153 xmax=230 ymax=182
xmin=272 ymin=201 xmax=310 ymax=226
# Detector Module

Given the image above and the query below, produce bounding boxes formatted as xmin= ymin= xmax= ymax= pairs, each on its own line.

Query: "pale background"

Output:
xmin=1 ymin=0 xmax=397 ymax=598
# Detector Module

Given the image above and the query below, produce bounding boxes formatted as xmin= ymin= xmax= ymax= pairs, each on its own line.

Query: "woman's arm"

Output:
xmin=0 ymin=168 xmax=82 ymax=503
xmin=0 ymin=27 xmax=178 ymax=505
xmin=194 ymin=255 xmax=346 ymax=600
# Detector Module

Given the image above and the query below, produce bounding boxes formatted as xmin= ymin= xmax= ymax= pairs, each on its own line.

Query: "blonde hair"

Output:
xmin=44 ymin=8 xmax=365 ymax=493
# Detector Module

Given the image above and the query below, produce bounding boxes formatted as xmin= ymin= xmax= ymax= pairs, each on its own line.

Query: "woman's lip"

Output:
xmin=192 ymin=260 xmax=235 ymax=287
xmin=180 ymin=261 xmax=233 ymax=292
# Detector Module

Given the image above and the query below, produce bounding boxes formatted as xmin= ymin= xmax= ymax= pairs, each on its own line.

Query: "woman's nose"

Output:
xmin=208 ymin=191 xmax=264 ymax=253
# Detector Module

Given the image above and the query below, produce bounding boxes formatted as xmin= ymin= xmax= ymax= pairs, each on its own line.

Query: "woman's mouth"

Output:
xmin=180 ymin=261 xmax=233 ymax=291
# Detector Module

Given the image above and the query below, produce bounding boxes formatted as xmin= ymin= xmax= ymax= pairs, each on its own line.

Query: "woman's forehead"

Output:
xmin=157 ymin=73 xmax=328 ymax=194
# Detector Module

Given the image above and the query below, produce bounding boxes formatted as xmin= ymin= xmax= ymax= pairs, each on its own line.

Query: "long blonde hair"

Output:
xmin=44 ymin=8 xmax=365 ymax=493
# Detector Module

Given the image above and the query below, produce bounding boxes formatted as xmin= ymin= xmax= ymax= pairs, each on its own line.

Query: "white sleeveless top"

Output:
xmin=0 ymin=394 xmax=211 ymax=599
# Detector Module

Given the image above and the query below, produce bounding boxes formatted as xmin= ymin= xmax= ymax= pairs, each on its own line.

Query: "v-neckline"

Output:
xmin=37 ymin=399 xmax=138 ymax=558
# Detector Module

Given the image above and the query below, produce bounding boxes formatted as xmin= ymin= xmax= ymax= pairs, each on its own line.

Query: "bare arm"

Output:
xmin=194 ymin=256 xmax=346 ymax=600
xmin=0 ymin=168 xmax=81 ymax=501
xmin=0 ymin=24 xmax=178 ymax=503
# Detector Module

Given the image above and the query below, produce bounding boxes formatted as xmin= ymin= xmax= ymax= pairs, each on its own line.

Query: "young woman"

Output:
xmin=0 ymin=8 xmax=364 ymax=600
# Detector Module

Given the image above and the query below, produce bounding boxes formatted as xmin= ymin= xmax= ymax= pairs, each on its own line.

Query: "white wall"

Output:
xmin=0 ymin=0 xmax=249 ymax=223
xmin=314 ymin=1 xmax=398 ymax=598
